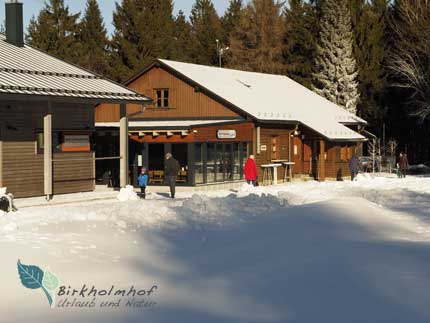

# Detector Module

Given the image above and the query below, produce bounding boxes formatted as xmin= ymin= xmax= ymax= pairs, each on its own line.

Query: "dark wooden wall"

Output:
xmin=0 ymin=101 xmax=95 ymax=198
xmin=253 ymin=125 xmax=361 ymax=181
xmin=96 ymin=66 xmax=241 ymax=122
xmin=130 ymin=122 xmax=254 ymax=144
xmin=254 ymin=126 xmax=295 ymax=180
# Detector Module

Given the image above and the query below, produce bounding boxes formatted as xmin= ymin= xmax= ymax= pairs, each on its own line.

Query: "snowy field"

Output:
xmin=2 ymin=173 xmax=430 ymax=322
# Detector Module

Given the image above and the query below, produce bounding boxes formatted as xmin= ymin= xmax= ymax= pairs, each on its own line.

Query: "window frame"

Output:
xmin=154 ymin=88 xmax=170 ymax=108
xmin=35 ymin=130 xmax=92 ymax=154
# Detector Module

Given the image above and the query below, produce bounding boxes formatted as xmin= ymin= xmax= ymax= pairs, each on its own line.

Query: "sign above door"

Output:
xmin=217 ymin=130 xmax=237 ymax=139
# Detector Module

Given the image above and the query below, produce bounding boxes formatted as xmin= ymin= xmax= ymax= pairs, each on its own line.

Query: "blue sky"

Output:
xmin=0 ymin=0 xmax=233 ymax=34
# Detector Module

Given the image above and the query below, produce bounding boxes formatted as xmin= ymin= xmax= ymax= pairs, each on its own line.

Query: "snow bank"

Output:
xmin=1 ymin=221 xmax=18 ymax=232
xmin=0 ymin=187 xmax=6 ymax=195
xmin=1 ymin=174 xmax=430 ymax=322
xmin=117 ymin=185 xmax=139 ymax=201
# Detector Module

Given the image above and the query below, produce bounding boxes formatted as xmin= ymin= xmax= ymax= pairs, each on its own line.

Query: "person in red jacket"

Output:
xmin=244 ymin=154 xmax=258 ymax=186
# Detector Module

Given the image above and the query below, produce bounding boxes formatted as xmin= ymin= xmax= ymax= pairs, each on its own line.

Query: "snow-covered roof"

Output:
xmin=156 ymin=59 xmax=366 ymax=141
xmin=96 ymin=119 xmax=242 ymax=129
xmin=0 ymin=34 xmax=152 ymax=103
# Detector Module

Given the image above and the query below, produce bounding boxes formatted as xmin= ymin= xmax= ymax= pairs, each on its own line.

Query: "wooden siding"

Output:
xmin=0 ymin=101 xmax=95 ymax=198
xmin=0 ymin=141 xmax=2 ymax=187
xmin=130 ymin=122 xmax=254 ymax=143
xmin=95 ymin=66 xmax=241 ymax=122
xmin=253 ymin=126 xmax=360 ymax=181
xmin=52 ymin=152 xmax=95 ymax=195
xmin=254 ymin=126 xmax=295 ymax=181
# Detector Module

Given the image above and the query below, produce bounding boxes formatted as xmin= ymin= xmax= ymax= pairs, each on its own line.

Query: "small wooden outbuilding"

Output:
xmin=0 ymin=2 xmax=151 ymax=198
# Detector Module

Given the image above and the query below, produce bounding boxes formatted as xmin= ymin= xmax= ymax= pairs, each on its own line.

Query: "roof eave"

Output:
xmin=0 ymin=92 xmax=153 ymax=105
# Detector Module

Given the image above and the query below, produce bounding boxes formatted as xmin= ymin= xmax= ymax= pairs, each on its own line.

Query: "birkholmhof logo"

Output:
xmin=17 ymin=259 xmax=59 ymax=308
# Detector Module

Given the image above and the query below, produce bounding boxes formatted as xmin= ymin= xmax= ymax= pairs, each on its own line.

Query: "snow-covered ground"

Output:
xmin=2 ymin=174 xmax=430 ymax=322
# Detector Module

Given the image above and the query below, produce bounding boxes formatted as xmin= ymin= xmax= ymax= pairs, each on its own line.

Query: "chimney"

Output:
xmin=5 ymin=0 xmax=24 ymax=47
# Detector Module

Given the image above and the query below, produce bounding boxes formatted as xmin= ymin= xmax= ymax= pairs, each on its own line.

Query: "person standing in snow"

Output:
xmin=399 ymin=152 xmax=409 ymax=178
xmin=165 ymin=153 xmax=180 ymax=198
xmin=396 ymin=153 xmax=402 ymax=178
xmin=348 ymin=154 xmax=359 ymax=181
xmin=137 ymin=167 xmax=149 ymax=199
xmin=244 ymin=154 xmax=258 ymax=186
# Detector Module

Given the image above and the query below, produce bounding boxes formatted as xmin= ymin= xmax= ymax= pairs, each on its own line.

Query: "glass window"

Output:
xmin=207 ymin=143 xmax=216 ymax=183
xmin=215 ymin=143 xmax=223 ymax=181
xmin=36 ymin=131 xmax=62 ymax=154
xmin=156 ymin=90 xmax=162 ymax=107
xmin=223 ymin=143 xmax=233 ymax=181
xmin=194 ymin=143 xmax=204 ymax=184
xmin=36 ymin=132 xmax=44 ymax=150
xmin=233 ymin=143 xmax=241 ymax=180
xmin=163 ymin=89 xmax=169 ymax=107
xmin=242 ymin=142 xmax=249 ymax=159
xmin=242 ymin=142 xmax=249 ymax=180
xmin=155 ymin=89 xmax=169 ymax=108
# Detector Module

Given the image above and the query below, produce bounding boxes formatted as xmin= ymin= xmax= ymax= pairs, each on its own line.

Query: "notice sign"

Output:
xmin=62 ymin=134 xmax=90 ymax=152
xmin=217 ymin=130 xmax=236 ymax=139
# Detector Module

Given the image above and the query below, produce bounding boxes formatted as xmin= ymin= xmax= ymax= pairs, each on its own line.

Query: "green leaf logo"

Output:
xmin=43 ymin=270 xmax=59 ymax=291
xmin=17 ymin=259 xmax=59 ymax=308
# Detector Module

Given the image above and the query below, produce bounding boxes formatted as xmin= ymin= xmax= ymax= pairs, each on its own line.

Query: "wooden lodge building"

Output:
xmin=95 ymin=59 xmax=367 ymax=187
xmin=0 ymin=1 xmax=151 ymax=198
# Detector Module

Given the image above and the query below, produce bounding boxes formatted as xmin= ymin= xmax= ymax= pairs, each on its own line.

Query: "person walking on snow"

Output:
xmin=165 ymin=153 xmax=180 ymax=198
xmin=348 ymin=154 xmax=359 ymax=181
xmin=244 ymin=154 xmax=258 ymax=186
xmin=137 ymin=167 xmax=149 ymax=199
xmin=398 ymin=152 xmax=409 ymax=178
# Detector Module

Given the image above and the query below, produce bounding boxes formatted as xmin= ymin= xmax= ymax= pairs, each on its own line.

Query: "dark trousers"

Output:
xmin=401 ymin=169 xmax=407 ymax=178
xmin=350 ymin=171 xmax=357 ymax=181
xmin=166 ymin=175 xmax=177 ymax=198
xmin=247 ymin=180 xmax=257 ymax=186
xmin=140 ymin=186 xmax=146 ymax=199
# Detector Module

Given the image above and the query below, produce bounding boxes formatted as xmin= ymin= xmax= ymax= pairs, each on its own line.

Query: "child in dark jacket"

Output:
xmin=138 ymin=167 xmax=149 ymax=199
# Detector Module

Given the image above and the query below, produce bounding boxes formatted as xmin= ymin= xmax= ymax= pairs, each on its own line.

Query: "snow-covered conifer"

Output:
xmin=312 ymin=0 xmax=359 ymax=114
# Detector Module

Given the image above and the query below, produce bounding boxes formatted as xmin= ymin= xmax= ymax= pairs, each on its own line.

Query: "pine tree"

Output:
xmin=189 ymin=0 xmax=223 ymax=65
xmin=26 ymin=0 xmax=81 ymax=63
xmin=282 ymin=0 xmax=318 ymax=89
xmin=312 ymin=0 xmax=359 ymax=114
xmin=110 ymin=0 xmax=176 ymax=81
xmin=350 ymin=0 xmax=388 ymax=122
xmin=228 ymin=0 xmax=285 ymax=74
xmin=79 ymin=0 xmax=109 ymax=76
xmin=172 ymin=10 xmax=193 ymax=62
xmin=222 ymin=0 xmax=243 ymax=44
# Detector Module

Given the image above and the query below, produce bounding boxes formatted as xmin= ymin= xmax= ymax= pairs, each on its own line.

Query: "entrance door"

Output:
xmin=293 ymin=136 xmax=302 ymax=173
xmin=148 ymin=144 xmax=165 ymax=184
xmin=129 ymin=140 xmax=145 ymax=187
xmin=311 ymin=140 xmax=320 ymax=179
xmin=271 ymin=136 xmax=280 ymax=161
xmin=303 ymin=139 xmax=313 ymax=175
xmin=171 ymin=143 xmax=188 ymax=184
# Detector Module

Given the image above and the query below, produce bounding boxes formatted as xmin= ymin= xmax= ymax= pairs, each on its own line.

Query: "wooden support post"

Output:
xmin=256 ymin=126 xmax=261 ymax=154
xmin=319 ymin=139 xmax=325 ymax=181
xmin=44 ymin=113 xmax=52 ymax=198
xmin=119 ymin=104 xmax=128 ymax=188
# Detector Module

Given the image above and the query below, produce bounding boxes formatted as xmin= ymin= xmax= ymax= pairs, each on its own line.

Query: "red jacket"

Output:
xmin=244 ymin=158 xmax=258 ymax=181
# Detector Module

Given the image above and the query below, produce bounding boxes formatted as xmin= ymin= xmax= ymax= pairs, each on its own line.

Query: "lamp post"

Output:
xmin=216 ymin=39 xmax=229 ymax=68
